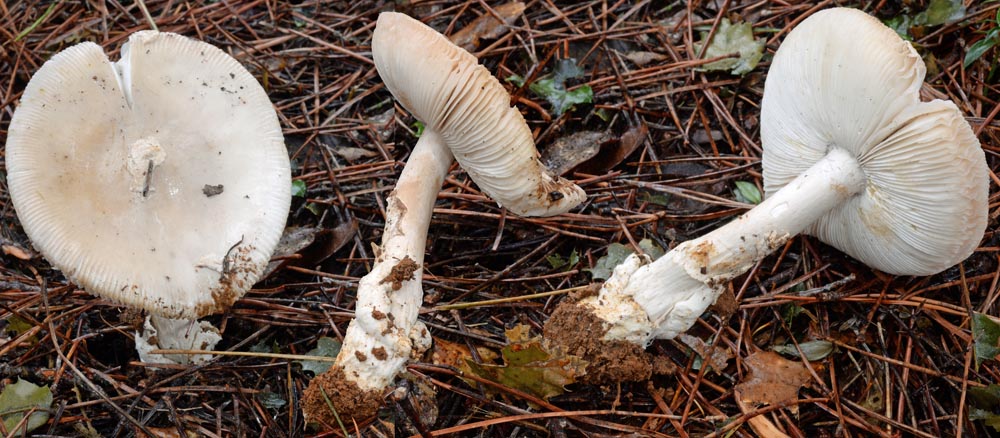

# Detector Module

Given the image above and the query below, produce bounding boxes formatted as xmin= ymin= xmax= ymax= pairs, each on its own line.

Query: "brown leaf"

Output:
xmin=263 ymin=219 xmax=357 ymax=277
xmin=623 ymin=51 xmax=668 ymax=66
xmin=678 ymin=334 xmax=733 ymax=373
xmin=541 ymin=124 xmax=648 ymax=177
xmin=540 ymin=131 xmax=610 ymax=176
xmin=466 ymin=324 xmax=587 ymax=400
xmin=449 ymin=2 xmax=526 ymax=51
xmin=736 ymin=351 xmax=811 ymax=406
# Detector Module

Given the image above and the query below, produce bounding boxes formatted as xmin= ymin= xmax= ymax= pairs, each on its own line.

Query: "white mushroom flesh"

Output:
xmin=6 ymin=32 xmax=290 ymax=320
xmin=335 ymin=130 xmax=453 ymax=391
xmin=579 ymin=7 xmax=988 ymax=344
xmin=372 ymin=12 xmax=585 ymax=217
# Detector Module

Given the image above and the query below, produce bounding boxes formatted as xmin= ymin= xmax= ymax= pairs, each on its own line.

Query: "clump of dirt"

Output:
xmin=380 ymin=255 xmax=419 ymax=290
xmin=302 ymin=367 xmax=382 ymax=427
xmin=544 ymin=301 xmax=675 ymax=383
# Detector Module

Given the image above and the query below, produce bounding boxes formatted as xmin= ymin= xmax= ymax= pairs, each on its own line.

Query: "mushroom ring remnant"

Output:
xmin=6 ymin=31 xmax=291 ymax=363
xmin=545 ymin=7 xmax=989 ymax=381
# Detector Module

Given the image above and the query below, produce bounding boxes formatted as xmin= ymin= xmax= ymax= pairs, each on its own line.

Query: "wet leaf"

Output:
xmin=466 ymin=324 xmax=587 ymax=400
xmin=973 ymin=312 xmax=1000 ymax=366
xmin=736 ymin=351 xmax=810 ymax=406
xmin=509 ymin=58 xmax=593 ymax=116
xmin=291 ymin=180 xmax=307 ymax=197
xmin=0 ymin=379 xmax=52 ymax=436
xmin=916 ymin=0 xmax=965 ymax=26
xmin=771 ymin=340 xmax=834 ymax=361
xmin=887 ymin=0 xmax=966 ymax=39
xmin=298 ymin=337 xmax=342 ymax=376
xmin=585 ymin=243 xmax=634 ymax=281
xmin=449 ymin=2 xmax=526 ymax=51
xmin=969 ymin=384 xmax=1000 ymax=432
xmin=678 ymin=334 xmax=732 ymax=373
xmin=697 ymin=18 xmax=764 ymax=75
xmin=733 ymin=180 xmax=762 ymax=204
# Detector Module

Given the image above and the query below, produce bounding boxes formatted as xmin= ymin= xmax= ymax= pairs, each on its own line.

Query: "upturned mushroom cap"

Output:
xmin=6 ymin=31 xmax=291 ymax=318
xmin=761 ymin=8 xmax=988 ymax=275
xmin=371 ymin=12 xmax=585 ymax=217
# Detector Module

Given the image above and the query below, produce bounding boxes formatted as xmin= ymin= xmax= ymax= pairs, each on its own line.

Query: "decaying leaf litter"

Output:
xmin=2 ymin=0 xmax=1000 ymax=436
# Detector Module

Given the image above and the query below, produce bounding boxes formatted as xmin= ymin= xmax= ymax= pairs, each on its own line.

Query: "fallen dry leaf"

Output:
xmin=541 ymin=124 xmax=647 ymax=176
xmin=263 ymin=218 xmax=357 ymax=277
xmin=736 ymin=351 xmax=811 ymax=406
xmin=623 ymin=50 xmax=668 ymax=66
xmin=541 ymin=130 xmax=611 ymax=176
xmin=449 ymin=2 xmax=526 ymax=51
xmin=466 ymin=324 xmax=587 ymax=399
xmin=678 ymin=333 xmax=733 ymax=373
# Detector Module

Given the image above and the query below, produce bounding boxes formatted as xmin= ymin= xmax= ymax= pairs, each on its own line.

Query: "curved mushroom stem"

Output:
xmin=303 ymin=129 xmax=453 ymax=422
xmin=571 ymin=147 xmax=866 ymax=346
xmin=135 ymin=314 xmax=221 ymax=365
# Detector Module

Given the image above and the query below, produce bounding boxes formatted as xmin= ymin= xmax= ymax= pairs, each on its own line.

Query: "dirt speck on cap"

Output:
xmin=545 ymin=301 xmax=676 ymax=383
xmin=302 ymin=367 xmax=381 ymax=427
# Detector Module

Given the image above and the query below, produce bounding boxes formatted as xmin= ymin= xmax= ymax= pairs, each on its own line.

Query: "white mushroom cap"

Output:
xmin=6 ymin=31 xmax=291 ymax=318
xmin=371 ymin=12 xmax=585 ymax=217
xmin=761 ymin=8 xmax=988 ymax=275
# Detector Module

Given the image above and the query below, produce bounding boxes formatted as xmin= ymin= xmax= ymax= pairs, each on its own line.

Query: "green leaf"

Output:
xmin=771 ymin=340 xmax=834 ymax=361
xmin=585 ymin=243 xmax=634 ymax=280
xmin=965 ymin=29 xmax=1000 ymax=68
xmin=305 ymin=202 xmax=323 ymax=216
xmin=465 ymin=325 xmax=587 ymax=400
xmin=916 ymin=0 xmax=965 ymax=26
xmin=291 ymin=180 xmax=307 ymax=198
xmin=973 ymin=313 xmax=1000 ymax=366
xmin=639 ymin=191 xmax=670 ymax=207
xmin=506 ymin=74 xmax=525 ymax=87
xmin=697 ymin=18 xmax=765 ymax=75
xmin=637 ymin=239 xmax=665 ymax=261
xmin=0 ymin=379 xmax=52 ymax=436
xmin=546 ymin=250 xmax=579 ymax=271
xmin=969 ymin=384 xmax=1000 ymax=431
xmin=733 ymin=180 xmax=762 ymax=204
xmin=884 ymin=15 xmax=914 ymax=40
xmin=412 ymin=121 xmax=425 ymax=138
xmin=516 ymin=59 xmax=593 ymax=116
xmin=4 ymin=316 xmax=36 ymax=346
xmin=298 ymin=337 xmax=342 ymax=376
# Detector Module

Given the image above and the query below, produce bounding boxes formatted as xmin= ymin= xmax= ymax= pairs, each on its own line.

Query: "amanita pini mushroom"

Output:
xmin=6 ymin=31 xmax=291 ymax=364
xmin=546 ymin=7 xmax=988 ymax=377
xmin=302 ymin=11 xmax=585 ymax=423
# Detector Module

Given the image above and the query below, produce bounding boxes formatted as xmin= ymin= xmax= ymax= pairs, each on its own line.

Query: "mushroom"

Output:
xmin=5 ymin=31 xmax=290 ymax=364
xmin=302 ymin=11 xmax=585 ymax=423
xmin=546 ymin=7 xmax=988 ymax=374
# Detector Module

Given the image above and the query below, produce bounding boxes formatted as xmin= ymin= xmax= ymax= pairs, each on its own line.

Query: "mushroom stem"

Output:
xmin=135 ymin=314 xmax=222 ymax=365
xmin=582 ymin=147 xmax=866 ymax=344
xmin=303 ymin=129 xmax=453 ymax=421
